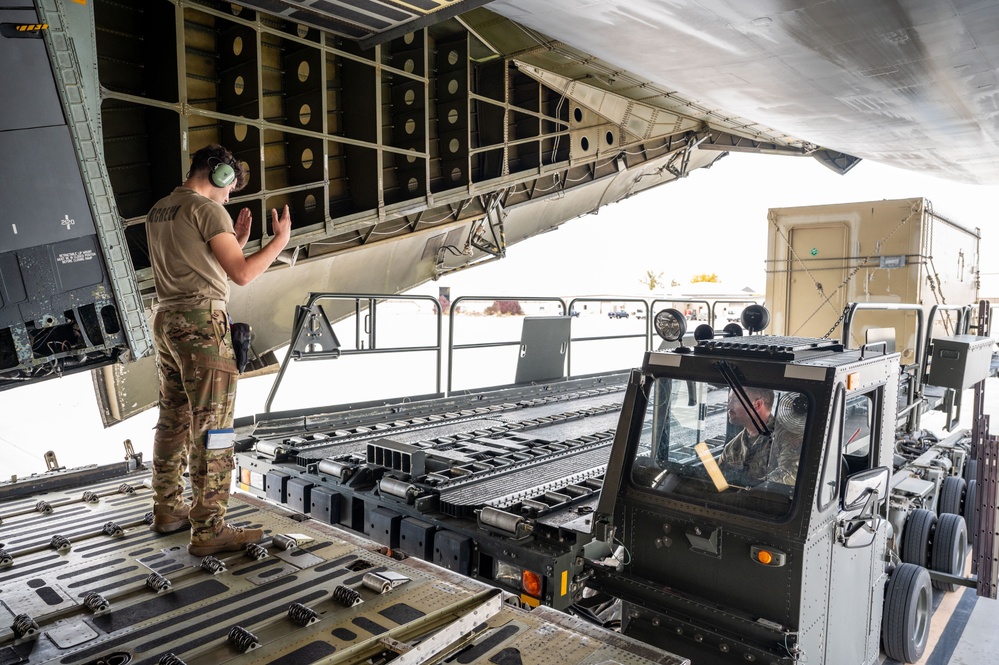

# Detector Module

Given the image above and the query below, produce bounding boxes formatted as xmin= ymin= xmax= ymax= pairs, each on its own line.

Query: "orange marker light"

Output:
xmin=522 ymin=570 xmax=542 ymax=597
xmin=757 ymin=550 xmax=773 ymax=565
xmin=846 ymin=372 xmax=860 ymax=390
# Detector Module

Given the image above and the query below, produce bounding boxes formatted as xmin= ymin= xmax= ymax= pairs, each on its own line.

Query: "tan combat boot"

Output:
xmin=188 ymin=524 xmax=264 ymax=556
xmin=151 ymin=504 xmax=191 ymax=534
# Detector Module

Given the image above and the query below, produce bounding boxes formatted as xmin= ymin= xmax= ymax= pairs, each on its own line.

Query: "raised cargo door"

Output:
xmin=786 ymin=224 xmax=850 ymax=339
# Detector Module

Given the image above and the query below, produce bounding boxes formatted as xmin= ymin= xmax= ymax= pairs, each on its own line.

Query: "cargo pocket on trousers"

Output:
xmin=191 ymin=354 xmax=239 ymax=430
xmin=204 ymin=445 xmax=235 ymax=478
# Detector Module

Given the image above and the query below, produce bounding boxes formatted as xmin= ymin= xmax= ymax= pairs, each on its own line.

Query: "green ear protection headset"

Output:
xmin=209 ymin=157 xmax=236 ymax=188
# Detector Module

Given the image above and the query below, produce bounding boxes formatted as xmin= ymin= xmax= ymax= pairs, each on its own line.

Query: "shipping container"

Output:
xmin=765 ymin=198 xmax=980 ymax=364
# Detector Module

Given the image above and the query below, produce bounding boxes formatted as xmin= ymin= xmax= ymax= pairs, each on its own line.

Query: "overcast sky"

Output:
xmin=414 ymin=151 xmax=999 ymax=299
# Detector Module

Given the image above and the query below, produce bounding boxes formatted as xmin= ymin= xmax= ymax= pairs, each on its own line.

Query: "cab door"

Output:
xmin=821 ymin=386 xmax=890 ymax=665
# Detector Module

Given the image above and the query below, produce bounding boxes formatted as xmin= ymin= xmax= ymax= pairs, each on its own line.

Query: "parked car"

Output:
xmin=608 ymin=310 xmax=629 ymax=319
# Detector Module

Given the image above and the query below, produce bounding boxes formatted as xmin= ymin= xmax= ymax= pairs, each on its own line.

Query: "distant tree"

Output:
xmin=639 ymin=270 xmax=664 ymax=292
xmin=691 ymin=273 xmax=720 ymax=283
xmin=484 ymin=300 xmax=524 ymax=316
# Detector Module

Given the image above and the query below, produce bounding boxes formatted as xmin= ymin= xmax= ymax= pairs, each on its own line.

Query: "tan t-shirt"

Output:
xmin=146 ymin=187 xmax=234 ymax=308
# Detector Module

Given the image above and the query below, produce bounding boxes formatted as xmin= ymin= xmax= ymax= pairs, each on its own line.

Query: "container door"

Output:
xmin=786 ymin=224 xmax=849 ymax=338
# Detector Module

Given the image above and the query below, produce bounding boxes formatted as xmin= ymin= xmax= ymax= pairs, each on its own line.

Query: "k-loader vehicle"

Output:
xmin=584 ymin=304 xmax=997 ymax=664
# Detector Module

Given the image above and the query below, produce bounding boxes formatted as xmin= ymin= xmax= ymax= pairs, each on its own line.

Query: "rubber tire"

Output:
xmin=965 ymin=459 xmax=978 ymax=483
xmin=965 ymin=479 xmax=978 ymax=550
xmin=938 ymin=476 xmax=966 ymax=515
xmin=930 ymin=512 xmax=968 ymax=592
xmin=882 ymin=563 xmax=932 ymax=663
xmin=901 ymin=509 xmax=936 ymax=567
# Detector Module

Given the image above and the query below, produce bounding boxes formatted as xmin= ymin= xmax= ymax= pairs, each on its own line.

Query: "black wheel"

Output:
xmin=938 ymin=476 xmax=966 ymax=515
xmin=965 ymin=479 xmax=978 ymax=549
xmin=965 ymin=458 xmax=978 ymax=483
xmin=882 ymin=563 xmax=932 ymax=663
xmin=930 ymin=512 xmax=968 ymax=592
xmin=901 ymin=509 xmax=936 ymax=567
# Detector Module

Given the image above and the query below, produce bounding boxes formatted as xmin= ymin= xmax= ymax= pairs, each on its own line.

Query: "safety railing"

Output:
xmin=447 ymin=296 xmax=566 ymax=394
xmin=841 ymin=302 xmax=926 ymax=432
xmin=566 ymin=297 xmax=649 ymax=376
xmin=265 ymin=292 xmax=443 ymax=412
xmin=263 ymin=292 xmax=778 ymax=410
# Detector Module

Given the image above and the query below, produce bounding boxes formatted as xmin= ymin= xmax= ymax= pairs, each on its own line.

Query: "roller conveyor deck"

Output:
xmin=232 ymin=373 xmax=632 ymax=610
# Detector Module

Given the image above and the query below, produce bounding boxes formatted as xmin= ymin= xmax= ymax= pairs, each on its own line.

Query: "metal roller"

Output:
xmin=362 ymin=572 xmax=392 ymax=593
xmin=287 ymin=602 xmax=319 ymax=626
xmin=145 ymin=572 xmax=172 ymax=593
xmin=272 ymin=534 xmax=298 ymax=551
xmin=227 ymin=626 xmax=260 ymax=652
xmin=379 ymin=477 xmax=415 ymax=501
xmin=11 ymin=614 xmax=39 ymax=639
xmin=331 ymin=584 xmax=361 ymax=607
xmin=200 ymin=556 xmax=226 ymax=574
xmin=255 ymin=441 xmax=287 ymax=459
xmin=480 ymin=506 xmax=524 ymax=535
xmin=158 ymin=654 xmax=187 ymax=665
xmin=84 ymin=591 xmax=110 ymax=614
xmin=317 ymin=459 xmax=353 ymax=480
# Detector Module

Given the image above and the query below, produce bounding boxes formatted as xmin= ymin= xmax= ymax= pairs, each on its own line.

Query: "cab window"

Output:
xmin=629 ymin=377 xmax=809 ymax=519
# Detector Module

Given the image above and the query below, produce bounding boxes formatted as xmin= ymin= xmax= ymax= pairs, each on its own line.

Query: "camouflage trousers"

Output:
xmin=152 ymin=306 xmax=238 ymax=542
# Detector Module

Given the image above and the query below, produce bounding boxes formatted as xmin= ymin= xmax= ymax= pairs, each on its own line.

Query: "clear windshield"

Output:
xmin=630 ymin=378 xmax=810 ymax=519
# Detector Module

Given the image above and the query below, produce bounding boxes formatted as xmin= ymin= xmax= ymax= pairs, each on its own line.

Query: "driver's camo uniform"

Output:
xmin=719 ymin=419 xmax=800 ymax=486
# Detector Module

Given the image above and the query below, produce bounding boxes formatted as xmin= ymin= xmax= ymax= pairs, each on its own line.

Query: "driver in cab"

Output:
xmin=717 ymin=388 xmax=799 ymax=487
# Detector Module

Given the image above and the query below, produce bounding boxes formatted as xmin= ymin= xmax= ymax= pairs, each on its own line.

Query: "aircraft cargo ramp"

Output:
xmin=0 ymin=464 xmax=685 ymax=665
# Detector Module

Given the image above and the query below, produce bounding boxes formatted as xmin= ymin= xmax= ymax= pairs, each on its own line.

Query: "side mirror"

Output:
xmin=840 ymin=516 xmax=882 ymax=548
xmin=843 ymin=466 xmax=890 ymax=509
xmin=838 ymin=467 xmax=890 ymax=548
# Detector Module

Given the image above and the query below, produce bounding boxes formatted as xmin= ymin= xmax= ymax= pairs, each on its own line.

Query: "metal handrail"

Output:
xmin=566 ymin=297 xmax=650 ymax=374
xmin=265 ymin=292 xmax=443 ymax=413
xmin=841 ymin=302 xmax=926 ymax=432
xmin=447 ymin=296 xmax=566 ymax=394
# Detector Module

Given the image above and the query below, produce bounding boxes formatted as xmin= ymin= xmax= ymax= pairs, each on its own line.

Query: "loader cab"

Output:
xmin=591 ymin=309 xmax=900 ymax=664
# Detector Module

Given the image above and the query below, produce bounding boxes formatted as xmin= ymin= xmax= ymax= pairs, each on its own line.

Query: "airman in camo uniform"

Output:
xmin=718 ymin=388 xmax=802 ymax=488
xmin=147 ymin=144 xmax=291 ymax=556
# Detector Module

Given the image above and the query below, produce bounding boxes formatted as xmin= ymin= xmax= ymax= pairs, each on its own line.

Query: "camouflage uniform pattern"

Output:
xmin=720 ymin=419 xmax=802 ymax=487
xmin=152 ymin=306 xmax=238 ymax=543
